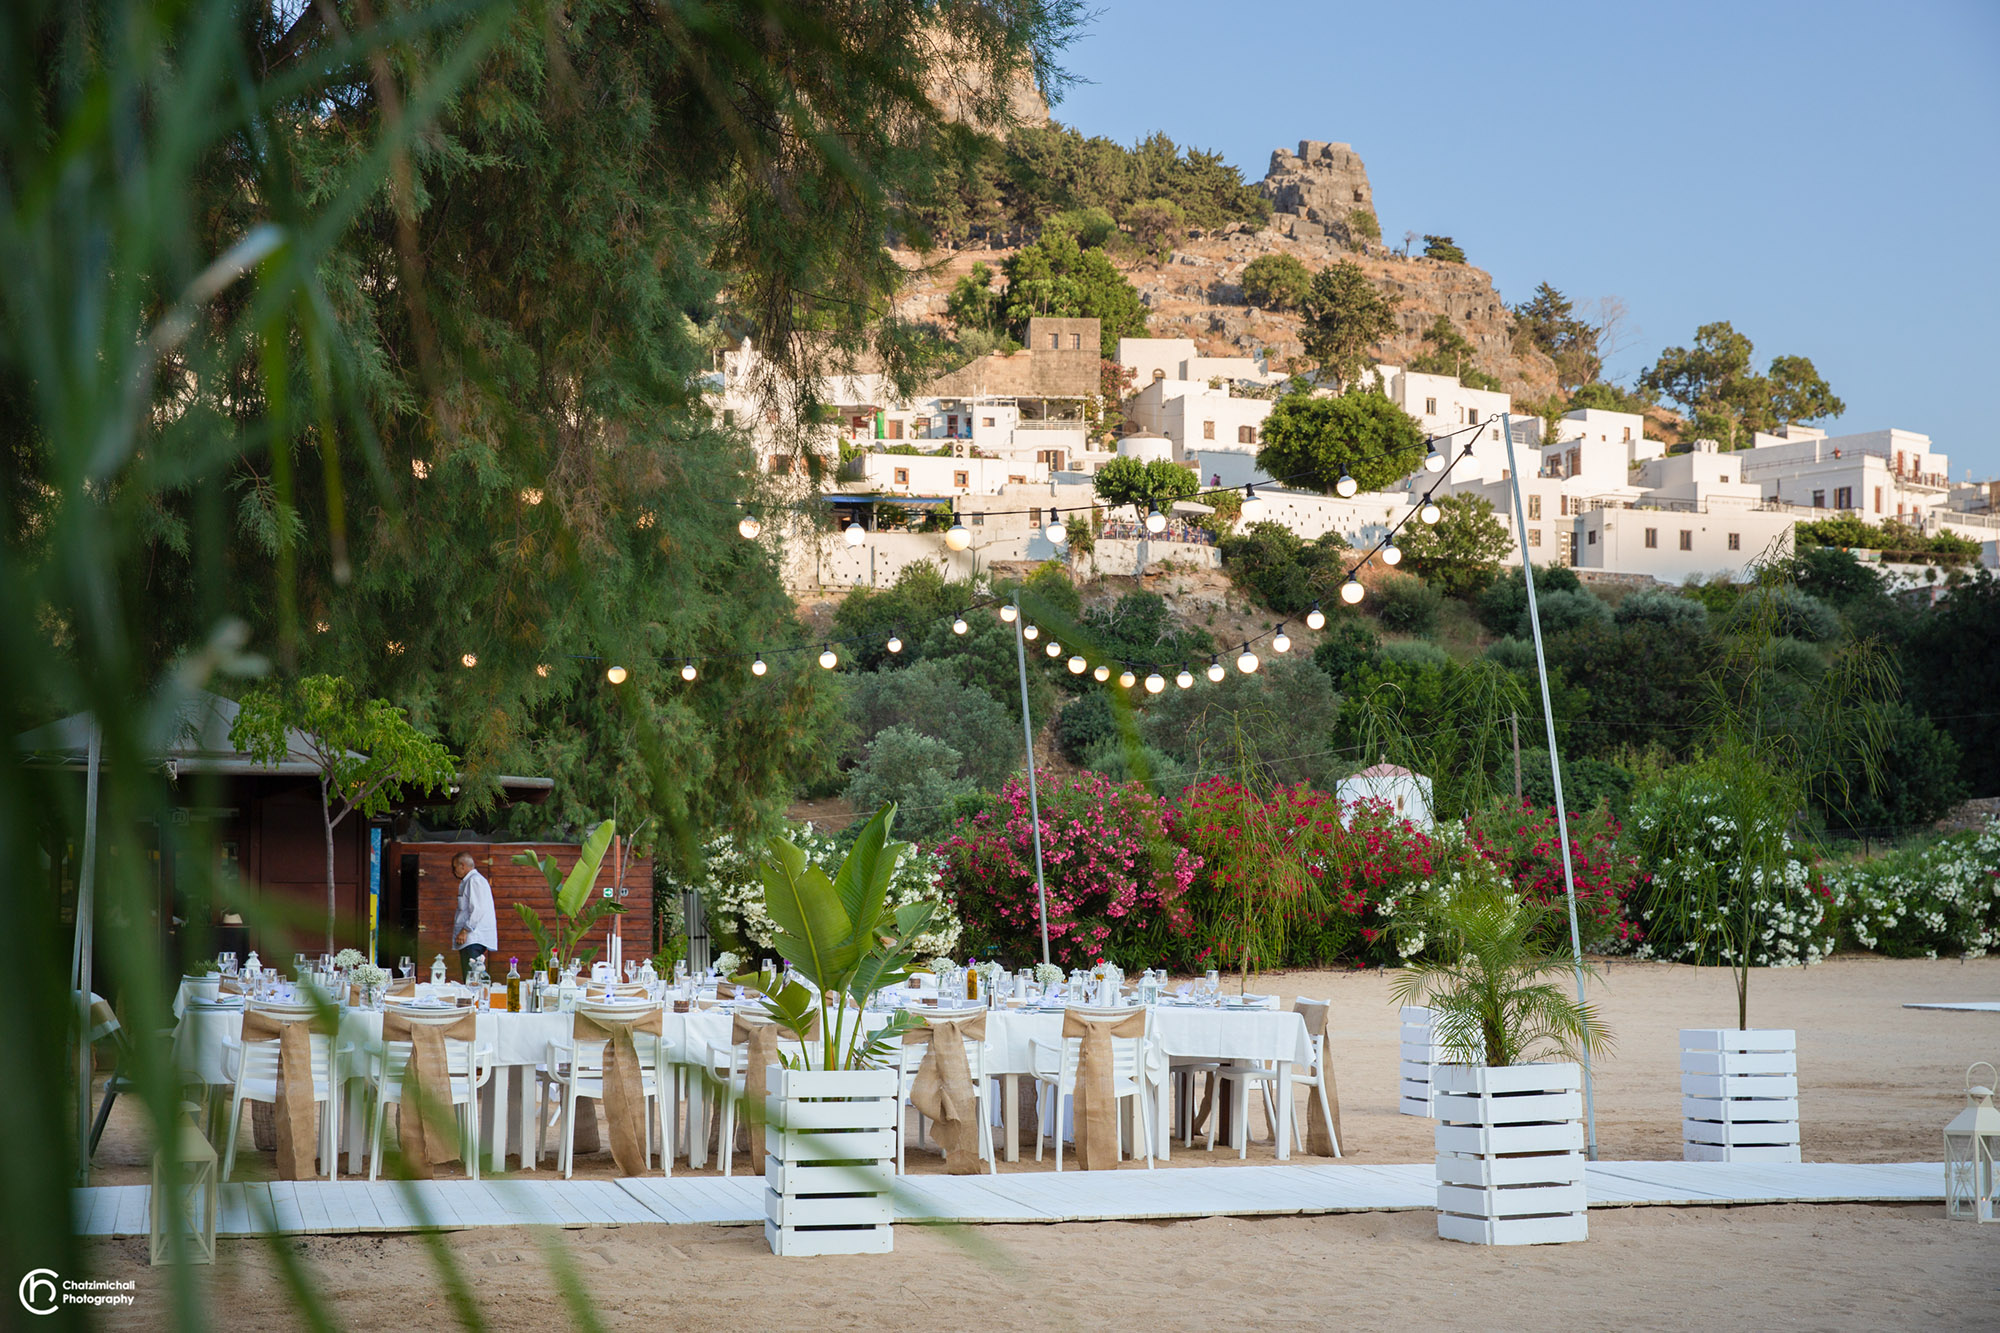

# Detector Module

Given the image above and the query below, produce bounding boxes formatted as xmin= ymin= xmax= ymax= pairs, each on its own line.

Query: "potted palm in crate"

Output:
xmin=747 ymin=805 xmax=937 ymax=1256
xmin=1392 ymin=885 xmax=1610 ymax=1246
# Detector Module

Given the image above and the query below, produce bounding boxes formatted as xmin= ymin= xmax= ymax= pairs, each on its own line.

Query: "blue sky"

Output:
xmin=1049 ymin=0 xmax=2000 ymax=477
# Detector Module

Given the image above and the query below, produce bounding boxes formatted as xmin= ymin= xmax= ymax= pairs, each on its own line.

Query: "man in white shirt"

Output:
xmin=451 ymin=851 xmax=497 ymax=979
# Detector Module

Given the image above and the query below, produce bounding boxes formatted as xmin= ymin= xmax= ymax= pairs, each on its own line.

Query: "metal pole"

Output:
xmin=1509 ymin=712 xmax=1522 ymax=804
xmin=73 ymin=721 xmax=102 ymax=1185
xmin=1499 ymin=413 xmax=1599 ymax=1161
xmin=1009 ymin=591 xmax=1053 ymax=966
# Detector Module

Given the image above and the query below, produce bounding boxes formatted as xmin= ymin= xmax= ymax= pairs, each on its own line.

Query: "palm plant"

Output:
xmin=511 ymin=819 xmax=620 ymax=972
xmin=1391 ymin=883 xmax=1612 ymax=1068
xmin=753 ymin=805 xmax=940 ymax=1071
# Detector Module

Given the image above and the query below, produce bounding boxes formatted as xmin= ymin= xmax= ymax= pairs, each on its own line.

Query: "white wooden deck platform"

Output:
xmin=75 ymin=1161 xmax=1945 ymax=1238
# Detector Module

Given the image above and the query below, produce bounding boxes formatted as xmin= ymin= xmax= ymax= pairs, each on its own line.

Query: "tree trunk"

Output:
xmin=321 ymin=776 xmax=337 ymax=957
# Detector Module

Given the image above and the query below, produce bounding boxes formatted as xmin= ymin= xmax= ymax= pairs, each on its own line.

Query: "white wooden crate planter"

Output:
xmin=1680 ymin=1029 xmax=1801 ymax=1164
xmin=1433 ymin=1062 xmax=1586 ymax=1245
xmin=763 ymin=1066 xmax=899 ymax=1256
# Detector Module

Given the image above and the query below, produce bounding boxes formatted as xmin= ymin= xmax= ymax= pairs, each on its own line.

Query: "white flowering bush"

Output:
xmin=1826 ymin=819 xmax=2000 ymax=959
xmin=666 ymin=823 xmax=962 ymax=960
xmin=1622 ymin=772 xmax=1835 ymax=968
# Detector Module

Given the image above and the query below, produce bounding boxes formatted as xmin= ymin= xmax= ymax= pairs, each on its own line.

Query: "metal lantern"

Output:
xmin=1944 ymin=1062 xmax=2000 ymax=1222
xmin=150 ymin=1108 xmax=219 ymax=1265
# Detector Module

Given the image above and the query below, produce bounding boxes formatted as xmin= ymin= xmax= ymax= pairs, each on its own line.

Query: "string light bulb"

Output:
xmin=1207 ymin=656 xmax=1226 ymax=683
xmin=1046 ymin=510 xmax=1067 ymax=544
xmin=1336 ymin=469 xmax=1358 ymax=498
xmin=844 ymin=520 xmax=867 ymax=548
xmin=944 ymin=511 xmax=972 ymax=550
xmin=1382 ymin=542 xmax=1403 ymax=566
xmin=952 ymin=615 xmax=969 ymax=635
xmin=1341 ymin=574 xmax=1366 ymax=605
xmin=738 ymin=513 xmax=762 ymax=540
xmin=818 ymin=646 xmax=837 ymax=669
xmin=608 ymin=665 xmax=628 ymax=684
xmin=1176 ymin=665 xmax=1194 ymax=689
xmin=1241 ymin=483 xmax=1267 ymax=521
xmin=1045 ymin=640 xmax=1062 ymax=659
xmin=679 ymin=661 xmax=695 ymax=682
xmin=1306 ymin=601 xmax=1326 ymax=631
xmin=886 ymin=630 xmax=903 ymax=654
xmin=1068 ymin=654 xmax=1088 ymax=674
xmin=1424 ymin=439 xmax=1446 ymax=473
xmin=1145 ymin=505 xmax=1167 ymax=534
xmin=752 ymin=654 xmax=767 ymax=676
xmin=1023 ymin=623 xmax=1039 ymax=641
xmin=461 ymin=653 xmax=478 ymax=668
xmin=1237 ymin=642 xmax=1259 ymax=674
xmin=1420 ymin=501 xmax=1442 ymax=525
xmin=1119 ymin=669 xmax=1137 ymax=689
xmin=1093 ymin=664 xmax=1111 ymax=682
xmin=1144 ymin=668 xmax=1165 ymax=694
xmin=534 ymin=663 xmax=549 ymax=678
xmin=1000 ymin=604 xmax=1018 ymax=623
xmin=1273 ymin=624 xmax=1291 ymax=654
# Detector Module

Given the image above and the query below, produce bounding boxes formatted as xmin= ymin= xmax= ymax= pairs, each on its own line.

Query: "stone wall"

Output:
xmin=1261 ymin=140 xmax=1377 ymax=239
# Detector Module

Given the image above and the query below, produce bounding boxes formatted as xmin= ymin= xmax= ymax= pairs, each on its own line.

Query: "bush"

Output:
xmin=1826 ymin=820 xmax=2000 ymax=958
xmin=1510 ymin=751 xmax=1638 ymax=821
xmin=1080 ymin=736 xmax=1191 ymax=798
xmin=1519 ymin=587 xmax=1610 ymax=638
xmin=1312 ymin=617 xmax=1380 ymax=684
xmin=1240 ymin=252 xmax=1311 ymax=311
xmin=1142 ymin=654 xmax=1344 ymax=791
xmin=1465 ymin=801 xmax=1643 ymax=951
xmin=1484 ymin=636 xmax=1536 ymax=671
xmin=1219 ymin=520 xmax=1349 ymax=615
xmin=1476 ymin=564 xmax=1581 ymax=634
xmin=670 ymin=823 xmax=962 ymax=960
xmin=1728 ymin=585 xmax=1841 ymax=643
xmin=843 ymin=728 xmax=977 ymax=843
xmin=847 ymin=659 xmax=1020 ymax=790
xmin=937 ymin=773 xmax=1201 ymax=967
xmin=1373 ymin=574 xmax=1443 ymax=634
xmin=1055 ymin=691 xmax=1116 ymax=762
xmin=1379 ymin=640 xmax=1451 ymax=671
xmin=1614 ymin=588 xmax=1710 ymax=633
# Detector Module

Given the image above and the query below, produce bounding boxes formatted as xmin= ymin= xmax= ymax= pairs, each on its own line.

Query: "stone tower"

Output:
xmin=1260 ymin=141 xmax=1377 ymax=230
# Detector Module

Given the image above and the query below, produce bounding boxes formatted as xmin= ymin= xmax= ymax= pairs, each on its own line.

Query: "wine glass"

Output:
xmin=398 ymin=955 xmax=413 ymax=981
xmin=623 ymin=959 xmax=637 ymax=984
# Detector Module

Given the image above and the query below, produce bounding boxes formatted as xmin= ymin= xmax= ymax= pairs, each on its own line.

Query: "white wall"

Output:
xmin=845 ymin=452 xmax=1048 ymax=495
xmin=1573 ymin=506 xmax=1795 ymax=582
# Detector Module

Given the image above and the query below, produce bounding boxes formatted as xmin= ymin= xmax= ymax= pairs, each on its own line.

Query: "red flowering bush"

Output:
xmin=935 ymin=772 xmax=1201 ymax=968
xmin=1464 ymin=800 xmax=1645 ymax=950
xmin=1179 ymin=779 xmax=1440 ymax=968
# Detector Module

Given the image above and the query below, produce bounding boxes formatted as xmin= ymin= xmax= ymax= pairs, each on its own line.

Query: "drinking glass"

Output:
xmin=398 ymin=956 xmax=413 ymax=980
xmin=220 ymin=952 xmax=237 ymax=977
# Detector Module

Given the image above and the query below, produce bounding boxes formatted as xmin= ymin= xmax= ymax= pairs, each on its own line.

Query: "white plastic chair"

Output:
xmin=539 ymin=1010 xmax=668 ymax=1179
xmin=219 ymin=1026 xmax=340 ymax=1181
xmin=1029 ymin=1015 xmax=1155 ymax=1172
xmin=696 ymin=1031 xmax=811 ymax=1177
xmin=1214 ymin=997 xmax=1342 ymax=1158
xmin=341 ymin=1018 xmax=493 ymax=1181
xmin=870 ymin=1032 xmax=997 ymax=1175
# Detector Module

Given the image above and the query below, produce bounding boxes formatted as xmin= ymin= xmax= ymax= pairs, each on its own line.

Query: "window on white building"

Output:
xmin=1679 ymin=531 xmax=1692 ymax=551
xmin=1203 ymin=421 xmax=1215 ymax=440
xmin=953 ymin=470 xmax=969 ymax=488
xmin=1644 ymin=527 xmax=1658 ymax=549
xmin=1008 ymin=475 xmax=1026 ymax=485
xmin=1587 ymin=530 xmax=1597 ymax=545
xmin=1835 ymin=486 xmax=1853 ymax=508
xmin=1728 ymin=533 xmax=1741 ymax=551
xmin=1071 ymin=334 xmax=1082 ymax=349
xmin=982 ymin=417 xmax=995 ymax=428
xmin=914 ymin=416 xmax=930 ymax=435
xmin=1528 ymin=495 xmax=1541 ymax=520
xmin=1527 ymin=528 xmax=1542 ymax=546
xmin=1812 ymin=490 xmax=1825 ymax=508
xmin=1874 ymin=486 xmax=1884 ymax=514
xmin=893 ymin=467 xmax=909 ymax=485
xmin=1049 ymin=333 xmax=1059 ymax=349
xmin=1622 ymin=427 xmax=1631 ymax=442
xmin=1030 ymin=508 xmax=1042 ymax=528
xmin=886 ymin=419 xmax=903 ymax=440
xmin=1425 ymin=396 xmax=1437 ymax=415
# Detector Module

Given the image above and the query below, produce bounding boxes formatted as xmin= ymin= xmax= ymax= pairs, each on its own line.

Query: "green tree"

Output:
xmin=1298 ymin=260 xmax=1399 ymax=386
xmin=1092 ymin=455 xmax=1200 ymax=514
xmin=946 ymin=262 xmax=1005 ymax=335
xmin=844 ymin=728 xmax=977 ymax=843
xmin=1475 ymin=563 xmax=1582 ymax=635
xmin=1240 ymin=253 xmax=1312 ymax=311
xmin=846 ymin=659 xmax=1018 ymax=792
xmin=1396 ymin=493 xmax=1512 ymax=597
xmin=1046 ymin=206 xmax=1118 ymax=249
xmin=231 ymin=675 xmax=456 ymax=951
xmin=1343 ymin=208 xmax=1382 ymax=250
xmin=1002 ymin=227 xmax=1148 ymax=356
xmin=1512 ymin=283 xmax=1601 ymax=392
xmin=1312 ymin=617 xmax=1381 ymax=684
xmin=1220 ymin=522 xmax=1352 ymax=614
xmin=1904 ymin=571 xmax=2000 ymax=793
xmin=1767 ymin=354 xmax=1846 ymax=425
xmin=1407 ymin=313 xmax=1499 ymax=389
xmin=1256 ymin=387 xmax=1426 ymax=493
xmin=1642 ymin=320 xmax=1756 ymax=416
xmin=1812 ymin=701 xmax=1964 ymax=838
xmin=1121 ymin=197 xmax=1187 ymax=257
xmin=1641 ymin=323 xmax=1844 ymax=442
xmin=1422 ymin=235 xmax=1467 ymax=263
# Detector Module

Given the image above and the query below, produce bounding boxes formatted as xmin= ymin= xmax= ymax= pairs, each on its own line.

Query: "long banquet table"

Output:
xmin=172 ymin=996 xmax=1315 ymax=1171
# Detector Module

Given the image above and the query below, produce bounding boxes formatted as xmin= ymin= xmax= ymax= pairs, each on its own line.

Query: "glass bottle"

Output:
xmin=547 ymin=951 xmax=560 ymax=986
xmin=505 ymin=957 xmax=522 ymax=1013
xmin=965 ymin=959 xmax=980 ymax=1003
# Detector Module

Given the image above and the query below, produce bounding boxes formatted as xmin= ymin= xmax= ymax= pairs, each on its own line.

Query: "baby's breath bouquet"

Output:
xmin=334 ymin=948 xmax=366 ymax=970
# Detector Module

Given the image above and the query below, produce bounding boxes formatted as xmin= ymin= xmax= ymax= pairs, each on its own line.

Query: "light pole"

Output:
xmin=1009 ymin=590 xmax=1053 ymax=966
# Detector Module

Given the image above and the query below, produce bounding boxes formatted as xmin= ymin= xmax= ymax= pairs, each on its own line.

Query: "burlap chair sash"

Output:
xmin=1064 ymin=1008 xmax=1147 ymax=1171
xmin=907 ymin=1014 xmax=987 ymax=1174
xmin=572 ymin=1007 xmax=665 ymax=1177
xmin=241 ymin=1006 xmax=336 ymax=1180
xmin=381 ymin=1009 xmax=479 ymax=1176
xmin=728 ymin=1009 xmax=826 ymax=1173
xmin=1292 ymin=999 xmax=1345 ymax=1156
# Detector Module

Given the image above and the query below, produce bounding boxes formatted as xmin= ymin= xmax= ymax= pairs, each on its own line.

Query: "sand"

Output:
xmin=81 ymin=954 xmax=2000 ymax=1328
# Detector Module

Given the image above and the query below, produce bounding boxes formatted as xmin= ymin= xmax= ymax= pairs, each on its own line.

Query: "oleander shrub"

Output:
xmin=1826 ymin=820 xmax=2000 ymax=958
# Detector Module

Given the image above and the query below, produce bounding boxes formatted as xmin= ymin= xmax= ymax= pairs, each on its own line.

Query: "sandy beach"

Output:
xmin=81 ymin=954 xmax=2000 ymax=1328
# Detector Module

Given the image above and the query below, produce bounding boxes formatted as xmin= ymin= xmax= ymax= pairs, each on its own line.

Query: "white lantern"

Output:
xmin=952 ymin=616 xmax=969 ymax=635
xmin=1206 ymin=657 xmax=1226 ymax=683
xmin=1423 ymin=441 xmax=1446 ymax=472
xmin=1341 ymin=575 xmax=1366 ymax=605
xmin=1068 ymin=655 xmax=1087 ymax=674
xmin=1093 ymin=664 xmax=1110 ymax=682
xmin=680 ymin=661 xmax=696 ymax=681
xmin=1419 ymin=501 xmax=1442 ymax=525
xmin=1045 ymin=640 xmax=1062 ymax=658
xmin=752 ymin=655 xmax=767 ymax=676
xmin=150 ymin=1108 xmax=218 ymax=1265
xmin=1945 ymin=1062 xmax=2000 ymax=1222
xmin=607 ymin=665 xmax=629 ymax=685
xmin=1176 ymin=666 xmax=1194 ymax=689
xmin=1144 ymin=669 xmax=1166 ymax=694
xmin=1272 ymin=625 xmax=1291 ymax=654
xmin=1023 ymin=623 xmax=1039 ymax=641
xmin=818 ymin=647 xmax=837 ymax=669
xmin=1236 ymin=643 xmax=1259 ymax=674
xmin=886 ymin=631 xmax=903 ymax=654
xmin=1118 ymin=669 xmax=1137 ymax=689
xmin=1305 ymin=601 xmax=1326 ymax=631
xmin=1000 ymin=603 xmax=1018 ymax=623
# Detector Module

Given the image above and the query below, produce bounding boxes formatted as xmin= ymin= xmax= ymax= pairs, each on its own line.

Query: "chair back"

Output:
xmin=1292 ymin=997 xmax=1331 ymax=1070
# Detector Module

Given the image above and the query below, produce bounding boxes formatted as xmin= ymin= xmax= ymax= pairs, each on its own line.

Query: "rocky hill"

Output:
xmin=895 ymin=138 xmax=1559 ymax=401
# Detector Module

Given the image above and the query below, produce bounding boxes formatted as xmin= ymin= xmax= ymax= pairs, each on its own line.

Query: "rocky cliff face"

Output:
xmin=894 ymin=137 xmax=1560 ymax=401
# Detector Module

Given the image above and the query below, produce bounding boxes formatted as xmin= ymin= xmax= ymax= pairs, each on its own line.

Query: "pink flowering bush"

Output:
xmin=935 ymin=772 xmax=1201 ymax=967
xmin=1465 ymin=801 xmax=1646 ymax=951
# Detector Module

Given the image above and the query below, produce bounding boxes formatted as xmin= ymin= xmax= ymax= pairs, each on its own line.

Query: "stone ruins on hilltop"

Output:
xmin=1259 ymin=140 xmax=1378 ymax=243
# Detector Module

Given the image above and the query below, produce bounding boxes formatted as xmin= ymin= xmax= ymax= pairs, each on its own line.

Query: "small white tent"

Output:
xmin=1336 ymin=762 xmax=1434 ymax=830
